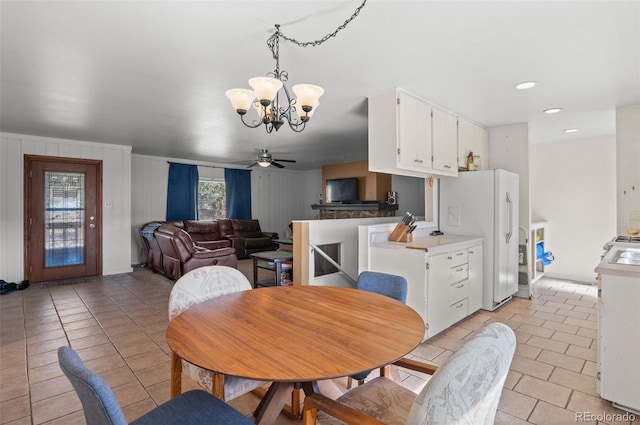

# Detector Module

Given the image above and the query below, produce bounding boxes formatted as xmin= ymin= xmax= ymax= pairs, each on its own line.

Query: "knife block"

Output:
xmin=388 ymin=222 xmax=413 ymax=243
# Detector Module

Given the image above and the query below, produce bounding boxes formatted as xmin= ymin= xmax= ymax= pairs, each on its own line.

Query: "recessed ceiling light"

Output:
xmin=514 ymin=81 xmax=537 ymax=90
xmin=543 ymin=108 xmax=562 ymax=114
xmin=564 ymin=128 xmax=579 ymax=133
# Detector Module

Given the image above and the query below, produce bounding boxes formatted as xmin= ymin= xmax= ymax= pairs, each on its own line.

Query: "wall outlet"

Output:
xmin=104 ymin=201 xmax=113 ymax=208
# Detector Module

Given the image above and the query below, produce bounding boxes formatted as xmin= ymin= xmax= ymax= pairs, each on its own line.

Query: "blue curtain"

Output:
xmin=166 ymin=163 xmax=199 ymax=220
xmin=225 ymin=168 xmax=252 ymax=219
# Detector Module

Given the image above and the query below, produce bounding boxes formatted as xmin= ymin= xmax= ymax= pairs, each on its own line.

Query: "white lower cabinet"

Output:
xmin=369 ymin=242 xmax=483 ymax=340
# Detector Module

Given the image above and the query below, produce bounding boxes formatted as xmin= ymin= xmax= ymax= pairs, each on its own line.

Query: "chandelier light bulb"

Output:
xmin=257 ymin=161 xmax=271 ymax=167
xmin=292 ymin=84 xmax=324 ymax=111
xmin=249 ymin=77 xmax=283 ymax=103
xmin=225 ymin=89 xmax=255 ymax=114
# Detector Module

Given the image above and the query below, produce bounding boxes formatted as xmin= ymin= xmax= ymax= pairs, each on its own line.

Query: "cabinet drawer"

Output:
xmin=449 ymin=298 xmax=468 ymax=324
xmin=449 ymin=279 xmax=469 ymax=304
xmin=449 ymin=263 xmax=468 ymax=284
xmin=447 ymin=249 xmax=468 ymax=267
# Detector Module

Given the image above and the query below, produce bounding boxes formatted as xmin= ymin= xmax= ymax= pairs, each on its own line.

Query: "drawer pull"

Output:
xmin=455 ymin=302 xmax=464 ymax=308
xmin=455 ymin=267 xmax=464 ymax=272
xmin=456 ymin=252 xmax=464 ymax=256
xmin=447 ymin=256 xmax=452 ymax=260
xmin=456 ymin=284 xmax=464 ymax=288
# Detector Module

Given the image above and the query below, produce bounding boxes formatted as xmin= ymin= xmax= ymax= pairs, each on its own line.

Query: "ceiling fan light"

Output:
xmin=292 ymin=84 xmax=324 ymax=109
xmin=257 ymin=160 xmax=271 ymax=167
xmin=225 ymin=89 xmax=255 ymax=113
xmin=249 ymin=77 xmax=283 ymax=102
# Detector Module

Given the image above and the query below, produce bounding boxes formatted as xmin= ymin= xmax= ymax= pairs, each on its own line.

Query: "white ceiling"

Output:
xmin=1 ymin=1 xmax=639 ymax=170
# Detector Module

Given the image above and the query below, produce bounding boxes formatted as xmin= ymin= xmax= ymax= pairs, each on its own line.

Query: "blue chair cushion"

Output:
xmin=131 ymin=390 xmax=253 ymax=425
xmin=58 ymin=346 xmax=252 ymax=425
xmin=356 ymin=271 xmax=407 ymax=303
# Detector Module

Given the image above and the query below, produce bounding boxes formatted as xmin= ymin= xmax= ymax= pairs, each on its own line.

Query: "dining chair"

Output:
xmin=303 ymin=322 xmax=516 ymax=425
xmin=346 ymin=271 xmax=408 ymax=388
xmin=58 ymin=346 xmax=253 ymax=425
xmin=168 ymin=265 xmax=266 ymax=401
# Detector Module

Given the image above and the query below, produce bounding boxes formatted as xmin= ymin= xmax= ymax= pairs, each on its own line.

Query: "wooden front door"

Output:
xmin=25 ymin=156 xmax=102 ymax=282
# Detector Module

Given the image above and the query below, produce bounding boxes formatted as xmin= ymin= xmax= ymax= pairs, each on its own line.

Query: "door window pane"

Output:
xmin=45 ymin=172 xmax=85 ymax=267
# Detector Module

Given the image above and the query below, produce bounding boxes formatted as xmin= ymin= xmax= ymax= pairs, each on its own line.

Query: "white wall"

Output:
xmin=0 ymin=133 xmax=132 ymax=282
xmin=391 ymin=174 xmax=425 ymax=217
xmin=616 ymin=104 xmax=640 ymax=234
xmin=530 ymin=136 xmax=616 ymax=282
xmin=488 ymin=123 xmax=531 ymax=243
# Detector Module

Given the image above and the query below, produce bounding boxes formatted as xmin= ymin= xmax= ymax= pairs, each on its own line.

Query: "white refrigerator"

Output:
xmin=439 ymin=169 xmax=519 ymax=311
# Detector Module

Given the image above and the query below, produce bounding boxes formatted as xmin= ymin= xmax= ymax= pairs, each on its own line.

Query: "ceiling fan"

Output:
xmin=245 ymin=149 xmax=297 ymax=169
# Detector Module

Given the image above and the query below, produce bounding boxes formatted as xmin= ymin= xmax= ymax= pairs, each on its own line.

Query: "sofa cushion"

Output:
xmin=231 ymin=219 xmax=263 ymax=238
xmin=217 ymin=219 xmax=234 ymax=237
xmin=184 ymin=220 xmax=223 ymax=241
xmin=244 ymin=236 xmax=275 ymax=249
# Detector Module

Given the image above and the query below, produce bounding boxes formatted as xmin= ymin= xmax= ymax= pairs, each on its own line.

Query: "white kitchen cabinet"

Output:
xmin=368 ymin=238 xmax=483 ymax=340
xmin=431 ymin=106 xmax=458 ymax=174
xmin=397 ymin=91 xmax=432 ymax=170
xmin=368 ymin=88 xmax=457 ymax=178
xmin=468 ymin=245 xmax=483 ymax=312
xmin=457 ymin=116 xmax=489 ymax=171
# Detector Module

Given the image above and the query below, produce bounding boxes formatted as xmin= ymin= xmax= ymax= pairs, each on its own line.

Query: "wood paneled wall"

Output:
xmin=321 ymin=160 xmax=391 ymax=203
xmin=0 ymin=133 xmax=132 ymax=282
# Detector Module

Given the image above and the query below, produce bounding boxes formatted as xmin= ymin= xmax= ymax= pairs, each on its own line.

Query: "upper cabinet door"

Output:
xmin=398 ymin=91 xmax=432 ymax=170
xmin=431 ymin=106 xmax=458 ymax=174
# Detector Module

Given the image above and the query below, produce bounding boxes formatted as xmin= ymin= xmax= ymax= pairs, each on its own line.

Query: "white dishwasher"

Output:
xmin=595 ymin=246 xmax=640 ymax=415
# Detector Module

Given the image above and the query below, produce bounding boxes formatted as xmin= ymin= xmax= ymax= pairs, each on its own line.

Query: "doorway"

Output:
xmin=24 ymin=155 xmax=102 ymax=282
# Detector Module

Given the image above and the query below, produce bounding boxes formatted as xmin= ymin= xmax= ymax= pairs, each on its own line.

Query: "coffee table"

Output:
xmin=250 ymin=250 xmax=294 ymax=287
xmin=166 ymin=285 xmax=425 ymax=425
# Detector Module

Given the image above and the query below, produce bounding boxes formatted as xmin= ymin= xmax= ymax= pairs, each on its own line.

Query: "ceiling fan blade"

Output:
xmin=271 ymin=162 xmax=285 ymax=168
xmin=273 ymin=159 xmax=296 ymax=163
xmin=246 ymin=162 xmax=258 ymax=168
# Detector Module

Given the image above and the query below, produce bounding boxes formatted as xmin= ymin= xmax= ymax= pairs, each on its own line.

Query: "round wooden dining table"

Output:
xmin=166 ymin=285 xmax=425 ymax=425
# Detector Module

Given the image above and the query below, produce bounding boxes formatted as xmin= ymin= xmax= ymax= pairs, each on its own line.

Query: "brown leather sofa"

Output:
xmin=154 ymin=225 xmax=237 ymax=280
xmin=138 ymin=219 xmax=278 ymax=272
xmin=217 ymin=219 xmax=278 ymax=259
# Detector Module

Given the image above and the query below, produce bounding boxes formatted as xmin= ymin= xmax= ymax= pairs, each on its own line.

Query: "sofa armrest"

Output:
xmin=192 ymin=247 xmax=236 ymax=259
xmin=195 ymin=240 xmax=232 ymax=250
xmin=261 ymin=231 xmax=279 ymax=239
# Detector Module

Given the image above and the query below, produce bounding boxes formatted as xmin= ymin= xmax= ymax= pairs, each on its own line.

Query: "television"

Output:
xmin=326 ymin=178 xmax=359 ymax=203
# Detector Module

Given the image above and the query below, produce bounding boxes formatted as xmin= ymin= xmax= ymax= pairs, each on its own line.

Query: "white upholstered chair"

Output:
xmin=303 ymin=322 xmax=516 ymax=425
xmin=168 ymin=265 xmax=265 ymax=401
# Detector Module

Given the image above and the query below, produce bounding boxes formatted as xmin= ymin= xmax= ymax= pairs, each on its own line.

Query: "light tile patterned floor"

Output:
xmin=0 ymin=262 xmax=637 ymax=424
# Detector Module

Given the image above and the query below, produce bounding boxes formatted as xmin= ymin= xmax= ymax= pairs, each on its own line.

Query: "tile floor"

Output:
xmin=0 ymin=262 xmax=637 ymax=424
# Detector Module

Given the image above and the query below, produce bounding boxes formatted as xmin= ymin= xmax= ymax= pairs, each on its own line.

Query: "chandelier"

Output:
xmin=225 ymin=0 xmax=367 ymax=133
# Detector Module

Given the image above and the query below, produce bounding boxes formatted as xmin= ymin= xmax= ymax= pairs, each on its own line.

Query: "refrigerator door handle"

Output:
xmin=506 ymin=192 xmax=513 ymax=244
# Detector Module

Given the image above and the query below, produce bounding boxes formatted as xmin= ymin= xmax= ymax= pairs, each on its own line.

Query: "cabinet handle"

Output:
xmin=455 ymin=267 xmax=464 ymax=272
xmin=469 ymin=250 xmax=474 ymax=254
xmin=418 ymin=160 xmax=424 ymax=163
xmin=447 ymin=256 xmax=452 ymax=260
xmin=444 ymin=165 xmax=452 ymax=169
xmin=414 ymin=159 xmax=420 ymax=163
xmin=456 ymin=252 xmax=464 ymax=256
xmin=456 ymin=284 xmax=464 ymax=288
xmin=455 ymin=302 xmax=464 ymax=308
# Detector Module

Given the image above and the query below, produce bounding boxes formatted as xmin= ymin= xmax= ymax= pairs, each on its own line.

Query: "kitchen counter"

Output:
xmin=595 ymin=246 xmax=640 ymax=278
xmin=371 ymin=234 xmax=484 ymax=254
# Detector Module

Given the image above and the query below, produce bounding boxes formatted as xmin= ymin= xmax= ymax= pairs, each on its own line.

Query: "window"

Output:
xmin=198 ymin=180 xmax=226 ymax=220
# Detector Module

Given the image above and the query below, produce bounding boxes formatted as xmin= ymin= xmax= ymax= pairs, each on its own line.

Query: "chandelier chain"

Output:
xmin=270 ymin=0 xmax=366 ymax=54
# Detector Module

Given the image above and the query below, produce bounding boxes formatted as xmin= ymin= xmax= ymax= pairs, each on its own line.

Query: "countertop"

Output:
xmin=371 ymin=234 xmax=484 ymax=254
xmin=595 ymin=246 xmax=640 ymax=279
